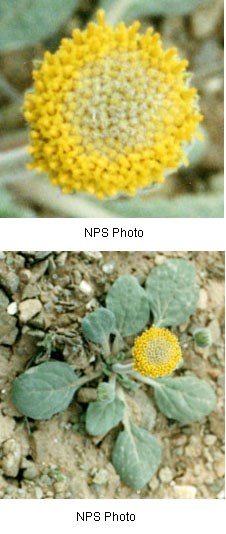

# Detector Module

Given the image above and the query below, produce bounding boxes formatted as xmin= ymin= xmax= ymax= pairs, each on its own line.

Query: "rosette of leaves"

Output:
xmin=11 ymin=260 xmax=216 ymax=491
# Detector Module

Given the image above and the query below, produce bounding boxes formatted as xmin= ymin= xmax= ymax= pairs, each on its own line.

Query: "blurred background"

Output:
xmin=0 ymin=0 xmax=223 ymax=217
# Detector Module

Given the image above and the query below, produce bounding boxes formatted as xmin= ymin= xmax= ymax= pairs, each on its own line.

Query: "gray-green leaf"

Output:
xmin=12 ymin=361 xmax=78 ymax=420
xmin=100 ymin=0 xmax=211 ymax=24
xmin=112 ymin=423 xmax=162 ymax=490
xmin=82 ymin=308 xmax=116 ymax=345
xmin=86 ymin=397 xmax=124 ymax=436
xmin=154 ymin=376 xmax=216 ymax=424
xmin=99 ymin=0 xmax=210 ymax=24
xmin=146 ymin=259 xmax=199 ymax=327
xmin=0 ymin=0 xmax=79 ymax=51
xmin=103 ymin=193 xmax=223 ymax=218
xmin=106 ymin=275 xmax=150 ymax=336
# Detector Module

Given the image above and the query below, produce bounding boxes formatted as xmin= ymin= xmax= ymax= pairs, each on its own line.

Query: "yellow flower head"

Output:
xmin=132 ymin=325 xmax=182 ymax=377
xmin=24 ymin=10 xmax=202 ymax=198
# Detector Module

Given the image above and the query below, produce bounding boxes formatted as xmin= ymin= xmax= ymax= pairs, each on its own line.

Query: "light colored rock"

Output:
xmin=204 ymin=434 xmax=217 ymax=446
xmin=0 ymin=269 xmax=19 ymax=294
xmin=82 ymin=252 xmax=102 ymax=260
xmin=2 ymin=438 xmax=22 ymax=478
xmin=173 ymin=485 xmax=197 ymax=499
xmin=79 ymin=280 xmax=93 ymax=295
xmin=198 ymin=289 xmax=208 ymax=310
xmin=92 ymin=469 xmax=109 ymax=485
xmin=30 ymin=260 xmax=49 ymax=283
xmin=191 ymin=0 xmax=223 ymax=39
xmin=208 ymin=319 xmax=221 ymax=343
xmin=159 ymin=467 xmax=174 ymax=483
xmin=102 ymin=262 xmax=115 ymax=274
xmin=0 ymin=312 xmax=18 ymax=345
xmin=0 ymin=289 xmax=9 ymax=310
xmin=7 ymin=302 xmax=18 ymax=315
xmin=18 ymin=298 xmax=42 ymax=324
xmin=148 ymin=475 xmax=159 ymax=491
xmin=0 ymin=412 xmax=16 ymax=445
xmin=213 ymin=459 xmax=225 ymax=478
xmin=23 ymin=464 xmax=39 ymax=480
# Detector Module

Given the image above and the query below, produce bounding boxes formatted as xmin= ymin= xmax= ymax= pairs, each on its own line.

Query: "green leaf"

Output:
xmin=97 ymin=382 xmax=116 ymax=403
xmin=82 ymin=308 xmax=116 ymax=345
xmin=0 ymin=188 xmax=35 ymax=218
xmin=0 ymin=0 xmax=79 ymax=51
xmin=100 ymin=0 xmax=211 ymax=24
xmin=103 ymin=193 xmax=224 ymax=218
xmin=146 ymin=259 xmax=199 ymax=327
xmin=12 ymin=361 xmax=78 ymax=420
xmin=106 ymin=275 xmax=150 ymax=336
xmin=154 ymin=376 xmax=216 ymax=424
xmin=86 ymin=397 xmax=124 ymax=436
xmin=112 ymin=423 xmax=162 ymax=490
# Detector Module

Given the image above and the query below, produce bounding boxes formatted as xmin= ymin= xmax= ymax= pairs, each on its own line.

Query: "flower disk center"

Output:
xmin=66 ymin=52 xmax=165 ymax=157
xmin=145 ymin=337 xmax=174 ymax=364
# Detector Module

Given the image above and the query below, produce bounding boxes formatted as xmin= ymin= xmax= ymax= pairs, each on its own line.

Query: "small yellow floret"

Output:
xmin=132 ymin=325 xmax=182 ymax=377
xmin=24 ymin=10 xmax=203 ymax=198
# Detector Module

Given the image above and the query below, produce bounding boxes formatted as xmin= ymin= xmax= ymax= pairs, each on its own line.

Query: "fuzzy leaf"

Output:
xmin=106 ymin=275 xmax=150 ymax=336
xmin=112 ymin=423 xmax=162 ymax=489
xmin=0 ymin=188 xmax=35 ymax=218
xmin=12 ymin=361 xmax=78 ymax=420
xmin=146 ymin=259 xmax=199 ymax=327
xmin=103 ymin=193 xmax=223 ymax=218
xmin=0 ymin=0 xmax=79 ymax=51
xmin=154 ymin=376 xmax=216 ymax=424
xmin=100 ymin=0 xmax=211 ymax=24
xmin=82 ymin=308 xmax=117 ymax=345
xmin=86 ymin=397 xmax=124 ymax=436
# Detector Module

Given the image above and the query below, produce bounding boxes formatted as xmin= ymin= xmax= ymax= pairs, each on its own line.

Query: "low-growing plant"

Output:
xmin=12 ymin=259 xmax=216 ymax=490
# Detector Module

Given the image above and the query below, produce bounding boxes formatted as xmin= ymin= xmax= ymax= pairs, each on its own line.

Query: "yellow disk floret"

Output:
xmin=132 ymin=325 xmax=182 ymax=377
xmin=24 ymin=10 xmax=203 ymax=198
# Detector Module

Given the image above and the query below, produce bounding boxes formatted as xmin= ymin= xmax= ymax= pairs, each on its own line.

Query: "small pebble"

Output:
xmin=2 ymin=439 xmax=22 ymax=478
xmin=79 ymin=280 xmax=93 ymax=295
xmin=102 ymin=262 xmax=115 ymax=274
xmin=7 ymin=302 xmax=18 ymax=315
xmin=148 ymin=476 xmax=159 ymax=491
xmin=0 ymin=289 xmax=9 ymax=310
xmin=213 ymin=458 xmax=224 ymax=478
xmin=23 ymin=465 xmax=39 ymax=480
xmin=158 ymin=467 xmax=174 ymax=483
xmin=18 ymin=298 xmax=42 ymax=324
xmin=92 ymin=469 xmax=109 ymax=485
xmin=173 ymin=485 xmax=197 ymax=499
xmin=35 ymin=487 xmax=43 ymax=499
xmin=217 ymin=490 xmax=225 ymax=499
xmin=19 ymin=269 xmax=32 ymax=283
xmin=208 ymin=319 xmax=221 ymax=343
xmin=204 ymin=434 xmax=217 ymax=446
xmin=82 ymin=252 xmax=102 ymax=260
xmin=198 ymin=289 xmax=208 ymax=310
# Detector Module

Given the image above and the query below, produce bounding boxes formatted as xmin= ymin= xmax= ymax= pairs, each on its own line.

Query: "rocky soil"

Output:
xmin=0 ymin=251 xmax=224 ymax=499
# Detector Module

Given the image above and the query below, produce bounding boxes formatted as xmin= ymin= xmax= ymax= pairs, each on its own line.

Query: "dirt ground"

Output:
xmin=0 ymin=251 xmax=224 ymax=499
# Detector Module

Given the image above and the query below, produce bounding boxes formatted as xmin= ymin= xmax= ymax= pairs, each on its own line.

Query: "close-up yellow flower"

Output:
xmin=24 ymin=10 xmax=202 ymax=199
xmin=132 ymin=325 xmax=182 ymax=377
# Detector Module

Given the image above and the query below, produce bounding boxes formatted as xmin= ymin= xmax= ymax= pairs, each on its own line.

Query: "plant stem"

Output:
xmin=0 ymin=146 xmax=29 ymax=175
xmin=111 ymin=331 xmax=125 ymax=355
xmin=112 ymin=362 xmax=134 ymax=374
xmin=76 ymin=371 xmax=102 ymax=388
xmin=128 ymin=370 xmax=161 ymax=389
xmin=0 ymin=74 xmax=23 ymax=104
xmin=116 ymin=385 xmax=131 ymax=432
xmin=7 ymin=174 xmax=116 ymax=217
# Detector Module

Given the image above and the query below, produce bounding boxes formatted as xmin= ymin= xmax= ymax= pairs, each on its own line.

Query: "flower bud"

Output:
xmin=97 ymin=382 xmax=115 ymax=403
xmin=193 ymin=328 xmax=212 ymax=348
